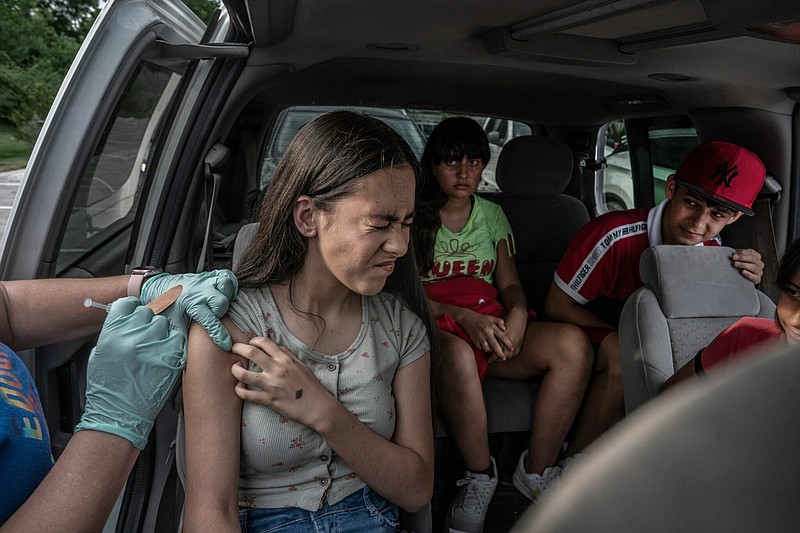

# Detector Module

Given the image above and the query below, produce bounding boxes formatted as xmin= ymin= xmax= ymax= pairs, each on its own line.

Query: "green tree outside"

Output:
xmin=0 ymin=1 xmax=85 ymax=140
xmin=0 ymin=0 xmax=221 ymax=168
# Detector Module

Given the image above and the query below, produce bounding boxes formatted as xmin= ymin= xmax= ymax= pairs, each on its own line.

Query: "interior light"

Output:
xmin=510 ymin=0 xmax=671 ymax=38
xmin=366 ymin=43 xmax=418 ymax=52
xmin=610 ymin=94 xmax=665 ymax=105
xmin=648 ymin=73 xmax=699 ymax=82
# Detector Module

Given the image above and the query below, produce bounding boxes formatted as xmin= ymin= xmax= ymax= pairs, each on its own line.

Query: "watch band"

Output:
xmin=127 ymin=266 xmax=163 ymax=297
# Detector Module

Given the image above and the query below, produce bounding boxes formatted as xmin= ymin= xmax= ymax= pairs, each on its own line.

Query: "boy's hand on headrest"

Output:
xmin=731 ymin=248 xmax=763 ymax=285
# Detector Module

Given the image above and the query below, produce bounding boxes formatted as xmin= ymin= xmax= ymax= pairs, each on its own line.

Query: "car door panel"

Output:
xmin=1 ymin=1 xmax=206 ymax=279
xmin=0 ymin=2 xmax=215 ymax=531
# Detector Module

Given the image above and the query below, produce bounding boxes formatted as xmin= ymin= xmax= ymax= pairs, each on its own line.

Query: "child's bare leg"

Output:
xmin=438 ymin=330 xmax=492 ymax=471
xmin=487 ymin=322 xmax=592 ymax=474
xmin=565 ymin=332 xmax=624 ymax=455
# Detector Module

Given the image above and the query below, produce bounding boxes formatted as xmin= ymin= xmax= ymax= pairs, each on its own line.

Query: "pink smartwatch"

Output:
xmin=127 ymin=266 xmax=163 ymax=298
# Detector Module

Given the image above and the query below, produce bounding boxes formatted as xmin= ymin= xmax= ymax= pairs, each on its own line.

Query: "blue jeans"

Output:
xmin=238 ymin=486 xmax=406 ymax=532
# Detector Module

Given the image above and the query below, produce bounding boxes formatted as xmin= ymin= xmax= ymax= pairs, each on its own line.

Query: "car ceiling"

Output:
xmin=226 ymin=0 xmax=800 ymax=127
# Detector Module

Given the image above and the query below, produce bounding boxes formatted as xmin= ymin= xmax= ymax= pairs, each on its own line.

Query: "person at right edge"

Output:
xmin=545 ymin=141 xmax=767 ymax=456
xmin=662 ymin=236 xmax=800 ymax=390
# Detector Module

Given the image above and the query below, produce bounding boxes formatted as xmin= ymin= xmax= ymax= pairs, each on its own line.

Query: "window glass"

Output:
xmin=259 ymin=106 xmax=427 ymax=190
xmin=259 ymin=110 xmax=533 ymax=194
xmin=647 ymin=116 xmax=698 ymax=205
xmin=56 ymin=62 xmax=179 ymax=272
xmin=474 ymin=117 xmax=531 ymax=192
xmin=484 ymin=118 xmax=504 ymax=143
xmin=599 ymin=116 xmax=697 ymax=212
xmin=602 ymin=120 xmax=632 ymax=211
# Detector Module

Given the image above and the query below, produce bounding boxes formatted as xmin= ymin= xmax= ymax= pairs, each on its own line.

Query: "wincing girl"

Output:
xmin=182 ymin=111 xmax=435 ymax=533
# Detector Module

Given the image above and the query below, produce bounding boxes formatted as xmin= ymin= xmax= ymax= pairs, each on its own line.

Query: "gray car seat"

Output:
xmin=511 ymin=341 xmax=800 ymax=533
xmin=479 ymin=135 xmax=591 ymax=434
xmin=618 ymin=245 xmax=776 ymax=413
xmin=487 ymin=135 xmax=590 ymax=315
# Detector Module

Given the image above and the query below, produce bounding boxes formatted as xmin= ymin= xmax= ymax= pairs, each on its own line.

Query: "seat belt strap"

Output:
xmin=197 ymin=165 xmax=221 ymax=272
xmin=196 ymin=144 xmax=230 ymax=272
xmin=753 ymin=175 xmax=782 ymax=302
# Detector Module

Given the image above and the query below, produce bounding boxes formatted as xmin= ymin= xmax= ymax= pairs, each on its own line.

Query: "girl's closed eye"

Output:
xmin=371 ymin=216 xmax=413 ymax=231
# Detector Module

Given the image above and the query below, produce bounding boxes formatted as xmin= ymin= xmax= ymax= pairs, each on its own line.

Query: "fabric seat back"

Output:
xmin=619 ymin=245 xmax=776 ymax=413
xmin=483 ymin=135 xmax=590 ymax=314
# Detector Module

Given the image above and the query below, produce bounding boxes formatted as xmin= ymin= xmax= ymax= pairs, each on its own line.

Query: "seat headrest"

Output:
xmin=639 ymin=245 xmax=762 ymax=318
xmin=495 ymin=136 xmax=574 ymax=195
xmin=232 ymin=222 xmax=259 ymax=272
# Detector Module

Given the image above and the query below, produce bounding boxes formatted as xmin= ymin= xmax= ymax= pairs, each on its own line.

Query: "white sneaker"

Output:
xmin=558 ymin=452 xmax=586 ymax=477
xmin=445 ymin=457 xmax=498 ymax=533
xmin=512 ymin=449 xmax=561 ymax=503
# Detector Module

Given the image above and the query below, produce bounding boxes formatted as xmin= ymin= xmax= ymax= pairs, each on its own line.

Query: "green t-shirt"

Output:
xmin=421 ymin=195 xmax=514 ymax=285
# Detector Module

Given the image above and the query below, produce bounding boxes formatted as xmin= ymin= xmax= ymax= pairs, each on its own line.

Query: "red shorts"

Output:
xmin=425 ymin=276 xmax=535 ymax=381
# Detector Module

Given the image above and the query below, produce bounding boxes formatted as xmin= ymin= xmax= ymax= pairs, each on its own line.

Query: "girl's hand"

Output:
xmin=230 ymin=336 xmax=333 ymax=430
xmin=458 ymin=308 xmax=513 ymax=359
xmin=500 ymin=307 xmax=528 ymax=359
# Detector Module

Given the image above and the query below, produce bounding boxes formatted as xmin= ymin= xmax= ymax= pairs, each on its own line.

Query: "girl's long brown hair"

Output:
xmin=412 ymin=117 xmax=491 ymax=273
xmin=236 ymin=110 xmax=439 ymax=369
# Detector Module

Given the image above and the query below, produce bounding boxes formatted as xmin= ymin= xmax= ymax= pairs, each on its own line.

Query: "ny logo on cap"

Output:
xmin=713 ymin=162 xmax=738 ymax=187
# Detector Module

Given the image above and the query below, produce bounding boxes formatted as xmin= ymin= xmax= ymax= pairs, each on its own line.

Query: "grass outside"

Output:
xmin=0 ymin=124 xmax=32 ymax=172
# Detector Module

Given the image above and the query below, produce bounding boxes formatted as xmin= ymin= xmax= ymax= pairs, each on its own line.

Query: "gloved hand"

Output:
xmin=140 ymin=269 xmax=238 ymax=351
xmin=75 ymin=297 xmax=185 ymax=450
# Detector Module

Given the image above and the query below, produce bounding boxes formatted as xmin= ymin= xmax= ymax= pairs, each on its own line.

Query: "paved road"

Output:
xmin=0 ymin=168 xmax=24 ymax=239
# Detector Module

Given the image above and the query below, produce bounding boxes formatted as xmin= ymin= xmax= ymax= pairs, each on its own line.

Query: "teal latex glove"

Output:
xmin=75 ymin=297 xmax=185 ymax=450
xmin=140 ymin=269 xmax=238 ymax=351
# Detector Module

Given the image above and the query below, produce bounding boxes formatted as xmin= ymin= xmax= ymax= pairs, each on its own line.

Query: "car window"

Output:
xmin=259 ymin=106 xmax=427 ymax=190
xmin=405 ymin=109 xmax=439 ymax=140
xmin=599 ymin=117 xmax=698 ymax=212
xmin=484 ymin=118 xmax=505 ymax=144
xmin=56 ymin=62 xmax=179 ymax=272
xmin=602 ymin=120 xmax=633 ymax=212
xmin=478 ymin=117 xmax=532 ymax=192
xmin=651 ymin=132 xmax=697 ymax=169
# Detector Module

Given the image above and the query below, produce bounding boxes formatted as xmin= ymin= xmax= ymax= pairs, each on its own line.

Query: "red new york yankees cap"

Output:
xmin=674 ymin=141 xmax=766 ymax=216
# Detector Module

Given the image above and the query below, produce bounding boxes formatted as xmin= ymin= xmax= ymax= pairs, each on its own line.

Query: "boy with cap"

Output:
xmin=544 ymin=141 xmax=767 ymax=456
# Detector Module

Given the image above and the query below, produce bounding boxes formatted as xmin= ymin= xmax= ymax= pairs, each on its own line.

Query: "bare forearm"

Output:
xmin=0 ymin=276 xmax=129 ymax=350
xmin=544 ymin=282 xmax=611 ymax=328
xmin=229 ymin=339 xmax=434 ymax=512
xmin=661 ymin=357 xmax=699 ymax=392
xmin=427 ymin=297 xmax=470 ymax=322
xmin=499 ymin=283 xmax=527 ymax=314
xmin=2 ymin=431 xmax=138 ymax=533
xmin=306 ymin=356 xmax=434 ymax=511
xmin=312 ymin=400 xmax=433 ymax=511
